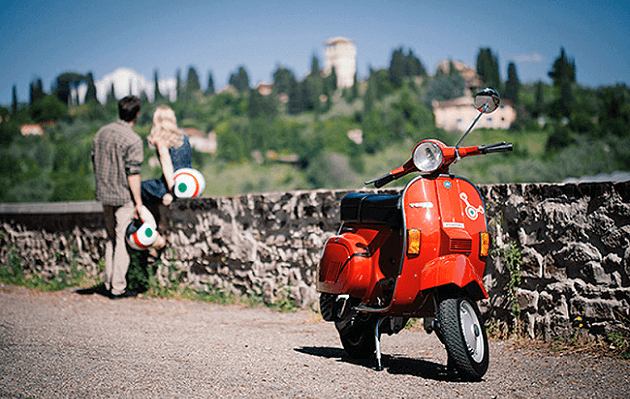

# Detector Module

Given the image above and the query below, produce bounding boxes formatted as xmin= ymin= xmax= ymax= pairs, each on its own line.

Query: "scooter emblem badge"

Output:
xmin=444 ymin=181 xmax=452 ymax=189
xmin=460 ymin=192 xmax=484 ymax=220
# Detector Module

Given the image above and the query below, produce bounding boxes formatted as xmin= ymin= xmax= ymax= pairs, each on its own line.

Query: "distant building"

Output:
xmin=256 ymin=82 xmax=274 ymax=96
xmin=324 ymin=37 xmax=357 ymax=89
xmin=347 ymin=129 xmax=363 ymax=145
xmin=432 ymin=96 xmax=517 ymax=132
xmin=182 ymin=127 xmax=217 ymax=154
xmin=19 ymin=121 xmax=55 ymax=136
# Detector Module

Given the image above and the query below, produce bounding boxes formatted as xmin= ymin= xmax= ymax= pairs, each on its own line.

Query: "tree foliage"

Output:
xmin=548 ymin=47 xmax=577 ymax=118
xmin=476 ymin=48 xmax=501 ymax=91
xmin=389 ymin=47 xmax=426 ymax=88
xmin=29 ymin=78 xmax=45 ymax=105
xmin=206 ymin=70 xmax=215 ymax=96
xmin=229 ymin=66 xmax=250 ymax=93
xmin=85 ymin=72 xmax=98 ymax=103
xmin=504 ymin=62 xmax=520 ymax=103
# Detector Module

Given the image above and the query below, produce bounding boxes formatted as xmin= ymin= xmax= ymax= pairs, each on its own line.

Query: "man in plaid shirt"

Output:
xmin=92 ymin=96 xmax=143 ymax=299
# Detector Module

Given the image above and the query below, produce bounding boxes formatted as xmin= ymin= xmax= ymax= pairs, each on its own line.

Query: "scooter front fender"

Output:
xmin=420 ymin=254 xmax=488 ymax=300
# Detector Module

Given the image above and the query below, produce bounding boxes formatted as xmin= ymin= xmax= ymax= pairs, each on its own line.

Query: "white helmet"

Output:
xmin=173 ymin=168 xmax=205 ymax=198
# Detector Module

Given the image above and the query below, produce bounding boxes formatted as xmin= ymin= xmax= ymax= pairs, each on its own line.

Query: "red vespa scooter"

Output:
xmin=317 ymin=88 xmax=512 ymax=380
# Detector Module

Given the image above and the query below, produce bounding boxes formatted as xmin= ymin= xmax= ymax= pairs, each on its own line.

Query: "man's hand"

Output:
xmin=128 ymin=174 xmax=143 ymax=219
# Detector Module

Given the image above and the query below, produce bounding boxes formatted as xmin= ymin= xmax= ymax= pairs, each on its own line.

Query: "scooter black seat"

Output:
xmin=340 ymin=192 xmax=402 ymax=228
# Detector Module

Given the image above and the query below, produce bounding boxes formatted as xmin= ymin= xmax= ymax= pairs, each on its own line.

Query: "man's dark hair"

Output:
xmin=118 ymin=96 xmax=142 ymax=122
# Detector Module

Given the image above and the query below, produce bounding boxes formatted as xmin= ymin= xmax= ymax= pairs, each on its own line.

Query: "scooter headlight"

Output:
xmin=413 ymin=142 xmax=443 ymax=173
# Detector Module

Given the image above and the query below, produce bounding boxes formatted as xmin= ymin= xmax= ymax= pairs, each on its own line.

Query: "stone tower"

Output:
xmin=324 ymin=37 xmax=357 ymax=89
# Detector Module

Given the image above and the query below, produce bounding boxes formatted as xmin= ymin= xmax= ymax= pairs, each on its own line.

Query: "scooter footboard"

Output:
xmin=317 ymin=233 xmax=377 ymax=298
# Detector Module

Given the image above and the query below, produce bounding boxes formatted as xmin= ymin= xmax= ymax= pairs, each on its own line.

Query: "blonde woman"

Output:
xmin=141 ymin=105 xmax=192 ymax=207
xmin=141 ymin=106 xmax=192 ymax=254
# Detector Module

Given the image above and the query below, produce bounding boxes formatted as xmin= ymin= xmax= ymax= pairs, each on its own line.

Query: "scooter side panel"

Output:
xmin=317 ymin=230 xmax=387 ymax=299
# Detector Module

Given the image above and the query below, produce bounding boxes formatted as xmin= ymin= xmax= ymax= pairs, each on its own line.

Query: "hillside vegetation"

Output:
xmin=1 ymin=47 xmax=628 ymax=202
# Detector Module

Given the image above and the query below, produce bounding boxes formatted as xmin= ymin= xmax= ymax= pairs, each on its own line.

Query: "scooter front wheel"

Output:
xmin=437 ymin=296 xmax=489 ymax=381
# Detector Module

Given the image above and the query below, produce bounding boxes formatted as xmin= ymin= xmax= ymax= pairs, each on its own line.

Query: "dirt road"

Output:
xmin=1 ymin=284 xmax=628 ymax=398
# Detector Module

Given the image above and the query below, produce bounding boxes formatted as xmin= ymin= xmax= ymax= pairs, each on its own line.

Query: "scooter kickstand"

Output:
xmin=374 ymin=317 xmax=384 ymax=371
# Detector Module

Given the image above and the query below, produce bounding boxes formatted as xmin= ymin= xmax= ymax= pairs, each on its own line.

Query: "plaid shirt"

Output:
xmin=92 ymin=120 xmax=143 ymax=206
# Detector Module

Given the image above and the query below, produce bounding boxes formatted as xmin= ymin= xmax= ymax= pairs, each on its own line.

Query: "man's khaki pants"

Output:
xmin=102 ymin=202 xmax=135 ymax=296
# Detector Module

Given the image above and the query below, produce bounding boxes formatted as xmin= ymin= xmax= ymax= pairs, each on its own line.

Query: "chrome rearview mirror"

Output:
xmin=474 ymin=88 xmax=501 ymax=114
xmin=455 ymin=88 xmax=502 ymax=149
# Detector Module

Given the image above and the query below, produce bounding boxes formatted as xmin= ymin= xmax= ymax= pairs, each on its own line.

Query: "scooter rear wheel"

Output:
xmin=437 ymin=296 xmax=489 ymax=381
xmin=335 ymin=310 xmax=378 ymax=359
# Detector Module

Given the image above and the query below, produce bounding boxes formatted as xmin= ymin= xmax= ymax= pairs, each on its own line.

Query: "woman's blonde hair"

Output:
xmin=147 ymin=105 xmax=183 ymax=148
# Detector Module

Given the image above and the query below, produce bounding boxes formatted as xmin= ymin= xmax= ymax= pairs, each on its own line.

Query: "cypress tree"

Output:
xmin=206 ymin=71 xmax=215 ymax=96
xmin=106 ymin=83 xmax=116 ymax=105
xmin=29 ymin=78 xmax=45 ymax=105
xmin=389 ymin=47 xmax=406 ymax=87
xmin=85 ymin=72 xmax=98 ymax=103
xmin=548 ymin=47 xmax=577 ymax=117
xmin=504 ymin=62 xmax=520 ymax=103
xmin=153 ymin=70 xmax=162 ymax=102
xmin=476 ymin=48 xmax=501 ymax=90
xmin=176 ymin=69 xmax=182 ymax=100
xmin=186 ymin=66 xmax=201 ymax=94
xmin=11 ymin=85 xmax=18 ymax=115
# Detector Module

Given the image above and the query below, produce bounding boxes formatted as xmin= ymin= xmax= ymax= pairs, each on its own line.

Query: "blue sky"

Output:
xmin=1 ymin=0 xmax=628 ymax=105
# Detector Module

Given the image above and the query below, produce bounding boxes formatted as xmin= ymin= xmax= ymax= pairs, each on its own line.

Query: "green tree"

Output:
xmin=548 ymin=47 xmax=576 ymax=85
xmin=533 ymin=80 xmax=545 ymax=118
xmin=31 ymin=95 xmax=67 ymax=123
xmin=476 ymin=48 xmax=501 ymax=90
xmin=206 ymin=70 xmax=215 ymax=96
xmin=29 ymin=78 xmax=45 ymax=105
xmin=229 ymin=66 xmax=250 ymax=93
xmin=504 ymin=62 xmax=520 ymax=103
xmin=186 ymin=66 xmax=201 ymax=98
xmin=548 ymin=47 xmax=576 ymax=118
xmin=12 ymin=85 xmax=18 ymax=115
xmin=425 ymin=63 xmax=465 ymax=103
xmin=406 ymin=49 xmax=426 ymax=77
xmin=311 ymin=54 xmax=321 ymax=76
xmin=328 ymin=65 xmax=338 ymax=92
xmin=389 ymin=47 xmax=406 ymax=88
xmin=153 ymin=70 xmax=163 ymax=102
xmin=176 ymin=69 xmax=182 ymax=100
xmin=53 ymin=72 xmax=85 ymax=105
xmin=106 ymin=83 xmax=116 ymax=106
xmin=287 ymin=77 xmax=303 ymax=115
xmin=85 ymin=72 xmax=98 ymax=103
xmin=598 ymin=84 xmax=630 ymax=137
xmin=273 ymin=66 xmax=296 ymax=95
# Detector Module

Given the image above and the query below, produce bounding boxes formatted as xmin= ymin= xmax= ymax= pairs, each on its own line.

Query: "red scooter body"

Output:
xmin=317 ymin=174 xmax=489 ymax=316
xmin=316 ymin=88 xmax=512 ymax=380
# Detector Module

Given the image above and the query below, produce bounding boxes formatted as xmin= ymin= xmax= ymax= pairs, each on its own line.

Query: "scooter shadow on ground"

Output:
xmin=294 ymin=346 xmax=472 ymax=382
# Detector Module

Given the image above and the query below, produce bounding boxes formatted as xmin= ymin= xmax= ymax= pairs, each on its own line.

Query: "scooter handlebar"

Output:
xmin=365 ymin=172 xmax=395 ymax=188
xmin=478 ymin=142 xmax=513 ymax=154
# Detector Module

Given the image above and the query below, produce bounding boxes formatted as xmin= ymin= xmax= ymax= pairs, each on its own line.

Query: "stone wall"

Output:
xmin=1 ymin=182 xmax=629 ymax=340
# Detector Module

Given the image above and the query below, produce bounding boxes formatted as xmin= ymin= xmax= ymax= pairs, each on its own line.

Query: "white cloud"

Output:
xmin=73 ymin=68 xmax=178 ymax=104
xmin=513 ymin=52 xmax=545 ymax=63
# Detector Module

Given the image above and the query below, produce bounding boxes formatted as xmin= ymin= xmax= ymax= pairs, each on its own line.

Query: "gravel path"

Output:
xmin=1 ymin=283 xmax=628 ymax=399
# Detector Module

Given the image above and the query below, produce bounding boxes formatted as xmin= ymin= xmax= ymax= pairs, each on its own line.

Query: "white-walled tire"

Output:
xmin=437 ymin=296 xmax=489 ymax=381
